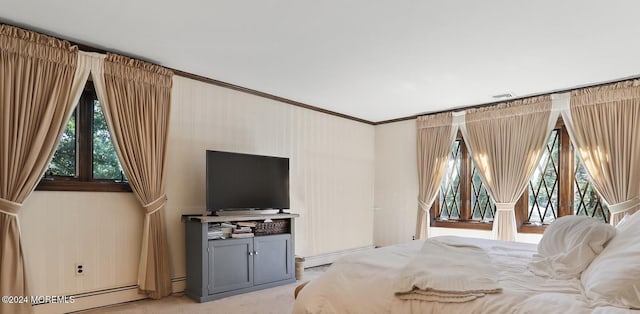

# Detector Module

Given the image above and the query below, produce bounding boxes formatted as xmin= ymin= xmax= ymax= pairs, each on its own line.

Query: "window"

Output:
xmin=431 ymin=119 xmax=608 ymax=232
xmin=519 ymin=123 xmax=609 ymax=232
xmin=470 ymin=164 xmax=495 ymax=222
xmin=431 ymin=135 xmax=495 ymax=230
xmin=573 ymin=154 xmax=609 ymax=222
xmin=37 ymin=81 xmax=130 ymax=192
xmin=437 ymin=140 xmax=461 ymax=220
xmin=519 ymin=129 xmax=562 ymax=229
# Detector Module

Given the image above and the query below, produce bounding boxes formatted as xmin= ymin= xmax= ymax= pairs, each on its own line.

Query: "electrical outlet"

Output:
xmin=75 ymin=263 xmax=84 ymax=276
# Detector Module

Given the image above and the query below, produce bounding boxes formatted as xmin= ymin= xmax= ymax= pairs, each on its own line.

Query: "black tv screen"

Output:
xmin=206 ymin=150 xmax=290 ymax=210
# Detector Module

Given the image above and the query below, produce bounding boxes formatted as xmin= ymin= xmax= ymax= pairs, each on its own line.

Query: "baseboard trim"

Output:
xmin=172 ymin=276 xmax=186 ymax=294
xmin=32 ymin=277 xmax=188 ymax=314
xmin=29 ymin=259 xmax=337 ymax=314
xmin=32 ymin=285 xmax=146 ymax=314
xmin=303 ymin=245 xmax=375 ymax=268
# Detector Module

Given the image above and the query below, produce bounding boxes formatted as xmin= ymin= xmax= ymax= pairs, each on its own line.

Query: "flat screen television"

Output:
xmin=206 ymin=150 xmax=290 ymax=212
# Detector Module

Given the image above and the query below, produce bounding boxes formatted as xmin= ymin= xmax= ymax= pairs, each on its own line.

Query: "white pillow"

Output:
xmin=529 ymin=215 xmax=615 ymax=280
xmin=582 ymin=212 xmax=640 ymax=309
xmin=615 ymin=210 xmax=640 ymax=233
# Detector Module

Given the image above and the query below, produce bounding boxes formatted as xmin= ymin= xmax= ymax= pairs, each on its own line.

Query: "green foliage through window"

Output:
xmin=471 ymin=164 xmax=495 ymax=221
xmin=527 ymin=130 xmax=560 ymax=225
xmin=437 ymin=140 xmax=495 ymax=222
xmin=92 ymin=100 xmax=125 ymax=180
xmin=48 ymin=112 xmax=76 ymax=177
xmin=433 ymin=124 xmax=609 ymax=230
xmin=42 ymin=81 xmax=128 ymax=190
xmin=439 ymin=141 xmax=461 ymax=220
xmin=574 ymin=153 xmax=609 ymax=223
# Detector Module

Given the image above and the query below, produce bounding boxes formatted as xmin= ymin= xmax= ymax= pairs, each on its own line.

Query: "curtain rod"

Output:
xmin=0 ymin=21 xmax=375 ymax=125
xmin=375 ymin=73 xmax=640 ymax=125
xmin=3 ymin=21 xmax=638 ymax=126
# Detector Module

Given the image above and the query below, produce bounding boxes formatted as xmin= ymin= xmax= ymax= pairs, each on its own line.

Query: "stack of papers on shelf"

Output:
xmin=231 ymin=225 xmax=254 ymax=238
xmin=231 ymin=232 xmax=255 ymax=238
xmin=208 ymin=223 xmax=233 ymax=240
xmin=207 ymin=230 xmax=225 ymax=240
xmin=234 ymin=226 xmax=252 ymax=233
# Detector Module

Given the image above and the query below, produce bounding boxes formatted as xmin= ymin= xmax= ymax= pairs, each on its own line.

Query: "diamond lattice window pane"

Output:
xmin=471 ymin=163 xmax=495 ymax=221
xmin=439 ymin=141 xmax=461 ymax=220
xmin=574 ymin=153 xmax=609 ymax=223
xmin=526 ymin=130 xmax=559 ymax=225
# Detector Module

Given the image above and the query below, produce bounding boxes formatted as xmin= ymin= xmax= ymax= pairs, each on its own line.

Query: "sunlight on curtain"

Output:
xmin=461 ymin=96 xmax=556 ymax=241
xmin=564 ymin=81 xmax=640 ymax=225
xmin=416 ymin=112 xmax=457 ymax=239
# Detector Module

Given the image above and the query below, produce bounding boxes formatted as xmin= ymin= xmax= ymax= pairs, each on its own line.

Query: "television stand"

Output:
xmin=183 ymin=213 xmax=299 ymax=302
xmin=215 ymin=209 xmax=280 ymax=216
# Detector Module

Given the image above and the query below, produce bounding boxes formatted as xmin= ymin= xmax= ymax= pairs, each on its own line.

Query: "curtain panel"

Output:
xmin=102 ymin=53 xmax=173 ymax=298
xmin=566 ymin=81 xmax=640 ymax=225
xmin=415 ymin=112 xmax=457 ymax=239
xmin=0 ymin=25 xmax=78 ymax=314
xmin=461 ymin=96 xmax=556 ymax=241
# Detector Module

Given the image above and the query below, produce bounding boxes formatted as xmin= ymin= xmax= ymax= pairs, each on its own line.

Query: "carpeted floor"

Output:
xmin=79 ymin=265 xmax=330 ymax=314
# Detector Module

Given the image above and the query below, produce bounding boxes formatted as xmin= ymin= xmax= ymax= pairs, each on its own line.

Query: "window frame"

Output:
xmin=430 ymin=118 xmax=608 ymax=233
xmin=36 ymin=81 xmax=131 ymax=192
xmin=517 ymin=119 xmax=610 ymax=232
xmin=430 ymin=133 xmax=493 ymax=231
xmin=516 ymin=120 xmax=572 ymax=233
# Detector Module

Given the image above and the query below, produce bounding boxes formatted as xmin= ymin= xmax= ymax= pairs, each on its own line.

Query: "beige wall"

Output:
xmin=20 ymin=76 xmax=375 ymax=299
xmin=167 ymin=77 xmax=375 ymax=277
xmin=21 ymin=192 xmax=142 ymax=295
xmin=374 ymin=120 xmax=419 ymax=246
xmin=19 ymin=75 xmax=545 ymax=307
xmin=373 ymin=119 xmax=542 ymax=247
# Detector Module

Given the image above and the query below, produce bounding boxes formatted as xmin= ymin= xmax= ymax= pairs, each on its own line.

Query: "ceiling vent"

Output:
xmin=492 ymin=92 xmax=515 ymax=99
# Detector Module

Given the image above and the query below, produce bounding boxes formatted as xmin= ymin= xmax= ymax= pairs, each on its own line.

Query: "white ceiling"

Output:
xmin=3 ymin=1 xmax=640 ymax=122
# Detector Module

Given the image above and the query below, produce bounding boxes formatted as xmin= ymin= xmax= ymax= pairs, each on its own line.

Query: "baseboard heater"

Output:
xmin=33 ymin=277 xmax=187 ymax=314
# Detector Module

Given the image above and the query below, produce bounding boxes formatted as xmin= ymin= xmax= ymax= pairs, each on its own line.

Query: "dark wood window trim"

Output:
xmin=37 ymin=179 xmax=131 ymax=192
xmin=431 ymin=133 xmax=494 ymax=230
xmin=517 ymin=120 xmax=572 ymax=233
xmin=431 ymin=219 xmax=494 ymax=231
xmin=36 ymin=81 xmax=131 ymax=193
xmin=431 ymin=118 xmax=608 ymax=233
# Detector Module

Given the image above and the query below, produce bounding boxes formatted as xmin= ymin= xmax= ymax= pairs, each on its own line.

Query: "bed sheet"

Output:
xmin=292 ymin=236 xmax=636 ymax=314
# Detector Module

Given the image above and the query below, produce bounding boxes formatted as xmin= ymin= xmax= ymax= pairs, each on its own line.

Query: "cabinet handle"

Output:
xmin=248 ymin=252 xmax=253 ymax=256
xmin=254 ymin=251 xmax=259 ymax=255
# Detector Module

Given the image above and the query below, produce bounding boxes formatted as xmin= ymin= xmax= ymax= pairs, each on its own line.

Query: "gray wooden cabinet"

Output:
xmin=208 ymin=238 xmax=253 ymax=294
xmin=184 ymin=214 xmax=298 ymax=302
xmin=254 ymin=234 xmax=293 ymax=285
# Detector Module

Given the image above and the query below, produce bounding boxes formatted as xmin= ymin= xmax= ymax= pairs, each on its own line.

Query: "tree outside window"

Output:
xmin=431 ymin=121 xmax=609 ymax=232
xmin=38 ymin=81 xmax=130 ymax=192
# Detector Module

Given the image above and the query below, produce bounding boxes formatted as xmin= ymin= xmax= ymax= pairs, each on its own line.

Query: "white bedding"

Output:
xmin=292 ymin=236 xmax=637 ymax=314
xmin=394 ymin=238 xmax=501 ymax=302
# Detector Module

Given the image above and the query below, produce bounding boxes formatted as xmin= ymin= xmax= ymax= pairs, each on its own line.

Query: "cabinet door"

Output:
xmin=208 ymin=238 xmax=254 ymax=294
xmin=253 ymin=234 xmax=293 ymax=285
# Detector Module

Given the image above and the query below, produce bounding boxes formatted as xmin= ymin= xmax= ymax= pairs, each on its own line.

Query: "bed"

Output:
xmin=293 ymin=214 xmax=640 ymax=314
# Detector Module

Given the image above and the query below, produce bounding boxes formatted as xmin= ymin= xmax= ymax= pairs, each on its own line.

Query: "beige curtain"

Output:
xmin=0 ymin=25 xmax=78 ymax=314
xmin=415 ymin=112 xmax=457 ymax=239
xmin=566 ymin=81 xmax=640 ymax=225
xmin=462 ymin=96 xmax=556 ymax=241
xmin=102 ymin=53 xmax=173 ymax=298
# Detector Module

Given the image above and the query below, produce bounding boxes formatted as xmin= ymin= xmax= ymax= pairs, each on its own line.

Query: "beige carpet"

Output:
xmin=79 ymin=266 xmax=329 ymax=314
